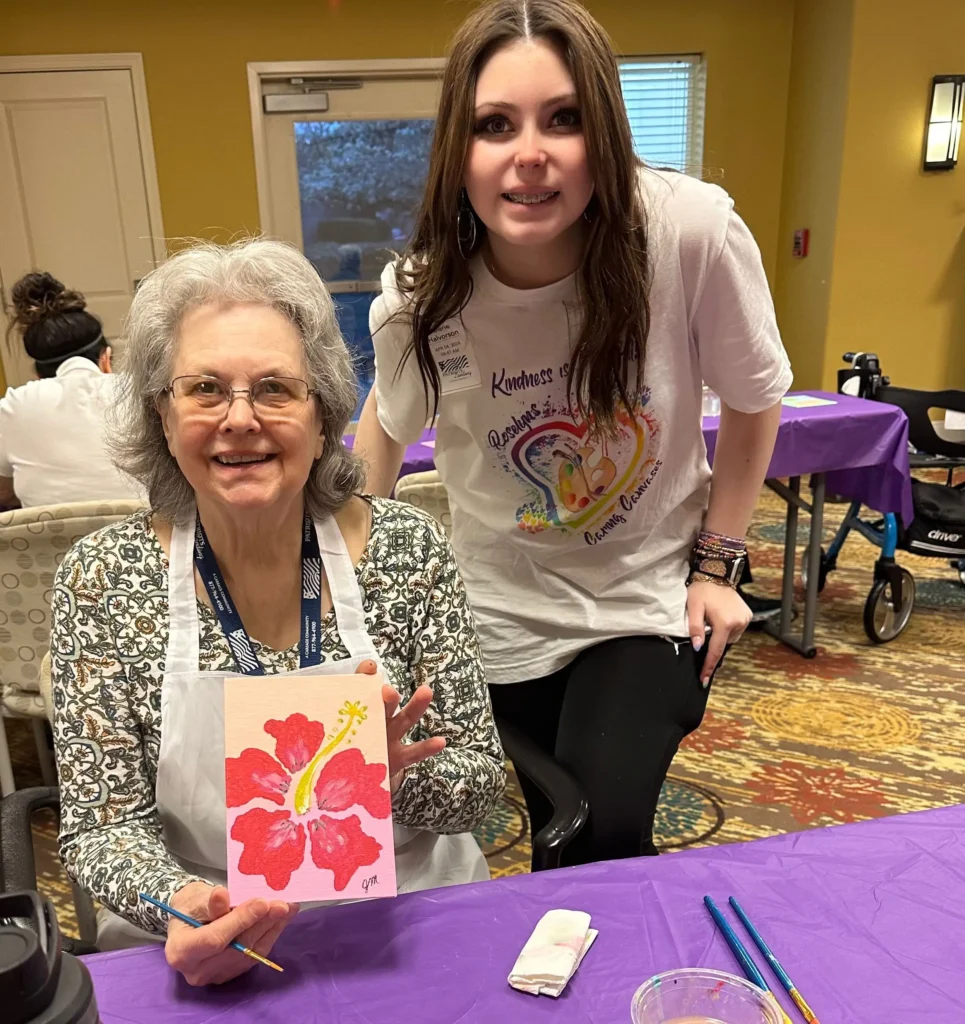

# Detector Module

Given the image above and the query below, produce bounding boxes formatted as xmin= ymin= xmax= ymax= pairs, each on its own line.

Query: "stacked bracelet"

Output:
xmin=687 ymin=530 xmax=747 ymax=589
xmin=697 ymin=530 xmax=745 ymax=554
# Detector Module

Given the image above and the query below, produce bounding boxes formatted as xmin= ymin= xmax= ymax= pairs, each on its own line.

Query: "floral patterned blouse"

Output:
xmin=50 ymin=497 xmax=505 ymax=935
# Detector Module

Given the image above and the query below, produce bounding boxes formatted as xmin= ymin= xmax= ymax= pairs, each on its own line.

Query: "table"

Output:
xmin=704 ymin=391 xmax=913 ymax=657
xmin=703 ymin=392 xmax=913 ymax=525
xmin=84 ymin=803 xmax=965 ymax=1022
xmin=347 ymin=393 xmax=914 ymax=658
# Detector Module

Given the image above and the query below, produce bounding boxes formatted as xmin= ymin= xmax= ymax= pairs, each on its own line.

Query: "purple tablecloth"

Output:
xmin=704 ymin=392 xmax=914 ymax=523
xmin=349 ymin=392 xmax=914 ymax=523
xmin=84 ymin=804 xmax=965 ymax=1022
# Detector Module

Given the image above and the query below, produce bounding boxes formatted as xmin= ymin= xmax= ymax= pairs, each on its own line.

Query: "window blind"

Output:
xmin=619 ymin=57 xmax=705 ymax=172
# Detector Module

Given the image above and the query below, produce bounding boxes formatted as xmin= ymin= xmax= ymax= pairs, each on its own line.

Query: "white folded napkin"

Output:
xmin=508 ymin=909 xmax=599 ymax=997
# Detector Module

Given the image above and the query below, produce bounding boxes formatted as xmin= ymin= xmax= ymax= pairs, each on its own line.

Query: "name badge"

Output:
xmin=429 ymin=321 xmax=481 ymax=394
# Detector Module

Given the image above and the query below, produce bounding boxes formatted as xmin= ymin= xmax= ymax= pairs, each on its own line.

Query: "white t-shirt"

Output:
xmin=0 ymin=357 xmax=143 ymax=507
xmin=370 ymin=169 xmax=793 ymax=683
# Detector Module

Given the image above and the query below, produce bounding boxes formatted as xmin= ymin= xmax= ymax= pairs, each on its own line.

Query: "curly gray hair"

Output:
xmin=110 ymin=238 xmax=364 ymax=521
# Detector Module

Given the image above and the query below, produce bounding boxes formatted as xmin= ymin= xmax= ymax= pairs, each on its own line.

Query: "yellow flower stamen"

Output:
xmin=293 ymin=702 xmax=368 ymax=815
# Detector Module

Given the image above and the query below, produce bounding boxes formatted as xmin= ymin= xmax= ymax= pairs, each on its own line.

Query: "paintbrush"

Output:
xmin=703 ymin=896 xmax=792 ymax=1024
xmin=139 ymin=892 xmax=283 ymax=972
xmin=729 ymin=897 xmax=820 ymax=1023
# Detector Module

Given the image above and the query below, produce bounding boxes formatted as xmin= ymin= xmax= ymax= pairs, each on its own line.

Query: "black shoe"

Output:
xmin=738 ymin=589 xmax=783 ymax=625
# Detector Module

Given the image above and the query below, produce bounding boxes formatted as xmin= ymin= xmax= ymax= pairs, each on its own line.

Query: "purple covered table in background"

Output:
xmin=703 ymin=391 xmax=913 ymax=524
xmin=83 ymin=804 xmax=965 ymax=1022
xmin=704 ymin=391 xmax=912 ymax=657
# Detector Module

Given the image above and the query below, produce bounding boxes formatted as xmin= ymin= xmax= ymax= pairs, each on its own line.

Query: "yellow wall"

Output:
xmin=824 ymin=0 xmax=965 ymax=391
xmin=599 ymin=0 xmax=795 ymax=280
xmin=776 ymin=0 xmax=965 ymax=392
xmin=0 ymin=0 xmax=794 ymax=280
xmin=774 ymin=0 xmax=854 ymax=391
xmin=5 ymin=1 xmax=964 ymax=393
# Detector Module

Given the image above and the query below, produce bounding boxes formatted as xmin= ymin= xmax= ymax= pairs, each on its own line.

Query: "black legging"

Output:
xmin=489 ymin=635 xmax=715 ymax=866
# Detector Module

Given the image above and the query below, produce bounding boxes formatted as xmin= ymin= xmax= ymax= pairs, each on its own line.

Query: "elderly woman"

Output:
xmin=50 ymin=238 xmax=505 ymax=986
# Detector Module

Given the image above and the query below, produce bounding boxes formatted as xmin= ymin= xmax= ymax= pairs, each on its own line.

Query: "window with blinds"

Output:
xmin=619 ymin=56 xmax=706 ymax=173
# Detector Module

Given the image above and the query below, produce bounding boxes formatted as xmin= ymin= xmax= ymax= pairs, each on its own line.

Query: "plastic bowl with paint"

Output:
xmin=631 ymin=968 xmax=783 ymax=1024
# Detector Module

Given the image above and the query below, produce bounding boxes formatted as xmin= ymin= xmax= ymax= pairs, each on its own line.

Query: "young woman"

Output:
xmin=355 ymin=0 xmax=792 ymax=865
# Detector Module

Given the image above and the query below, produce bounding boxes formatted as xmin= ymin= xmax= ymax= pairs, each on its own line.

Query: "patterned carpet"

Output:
xmin=6 ymin=480 xmax=963 ymax=935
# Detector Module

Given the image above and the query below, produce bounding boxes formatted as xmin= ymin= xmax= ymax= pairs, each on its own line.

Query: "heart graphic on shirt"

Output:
xmin=510 ymin=413 xmax=651 ymax=530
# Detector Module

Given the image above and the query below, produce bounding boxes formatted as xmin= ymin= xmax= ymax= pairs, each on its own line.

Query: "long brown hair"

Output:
xmin=390 ymin=0 xmax=651 ymax=432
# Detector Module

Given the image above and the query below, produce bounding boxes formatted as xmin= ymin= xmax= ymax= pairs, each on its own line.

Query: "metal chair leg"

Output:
xmin=0 ymin=716 xmax=15 ymax=797
xmin=31 ymin=718 xmax=57 ymax=787
xmin=70 ymin=879 xmax=99 ymax=944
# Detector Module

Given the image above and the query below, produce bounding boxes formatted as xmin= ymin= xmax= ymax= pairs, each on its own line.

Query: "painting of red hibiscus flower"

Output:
xmin=224 ymin=675 xmax=396 ymax=903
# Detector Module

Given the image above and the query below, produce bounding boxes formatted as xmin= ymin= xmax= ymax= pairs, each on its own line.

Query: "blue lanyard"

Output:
xmin=193 ymin=511 xmax=323 ymax=675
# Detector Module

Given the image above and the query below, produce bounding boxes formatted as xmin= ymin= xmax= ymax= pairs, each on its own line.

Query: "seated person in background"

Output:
xmin=0 ymin=272 xmax=143 ymax=508
xmin=50 ymin=239 xmax=505 ymax=985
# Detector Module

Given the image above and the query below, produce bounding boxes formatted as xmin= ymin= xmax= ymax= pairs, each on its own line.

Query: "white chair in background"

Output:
xmin=394 ymin=470 xmax=452 ymax=536
xmin=0 ymin=499 xmax=145 ymax=796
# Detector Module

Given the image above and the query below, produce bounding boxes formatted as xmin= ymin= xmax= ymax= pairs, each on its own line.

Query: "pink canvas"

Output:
xmin=224 ymin=673 xmax=397 ymax=903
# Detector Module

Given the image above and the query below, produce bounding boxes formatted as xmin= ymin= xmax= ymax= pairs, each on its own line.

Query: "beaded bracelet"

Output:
xmin=686 ymin=570 xmax=735 ymax=588
xmin=688 ymin=529 xmax=748 ymax=588
xmin=695 ymin=530 xmax=746 ymax=556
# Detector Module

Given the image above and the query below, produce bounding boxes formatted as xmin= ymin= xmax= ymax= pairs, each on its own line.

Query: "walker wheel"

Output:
xmin=863 ymin=568 xmax=915 ymax=643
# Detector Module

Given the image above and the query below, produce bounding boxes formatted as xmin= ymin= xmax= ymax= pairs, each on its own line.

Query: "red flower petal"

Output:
xmin=313 ymin=747 xmax=391 ymax=819
xmin=308 ymin=814 xmax=382 ymax=891
xmin=225 ymin=748 xmax=291 ymax=807
xmin=264 ymin=713 xmax=325 ymax=773
xmin=230 ymin=808 xmax=306 ymax=890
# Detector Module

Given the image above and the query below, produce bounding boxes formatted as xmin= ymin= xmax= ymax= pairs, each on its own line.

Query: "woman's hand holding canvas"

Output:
xmin=382 ymin=681 xmax=447 ymax=793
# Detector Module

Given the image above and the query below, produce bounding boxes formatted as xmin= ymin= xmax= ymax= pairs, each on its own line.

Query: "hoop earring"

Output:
xmin=457 ymin=190 xmax=478 ymax=259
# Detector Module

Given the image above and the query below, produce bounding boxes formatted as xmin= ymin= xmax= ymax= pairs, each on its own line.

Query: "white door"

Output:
xmin=256 ymin=67 xmax=441 ymax=418
xmin=0 ymin=69 xmax=161 ymax=387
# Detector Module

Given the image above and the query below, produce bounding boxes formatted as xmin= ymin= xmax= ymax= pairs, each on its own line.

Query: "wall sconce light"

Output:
xmin=923 ymin=75 xmax=964 ymax=171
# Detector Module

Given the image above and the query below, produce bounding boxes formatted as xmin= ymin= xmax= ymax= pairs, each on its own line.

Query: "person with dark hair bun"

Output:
xmin=0 ymin=271 xmax=142 ymax=507
xmin=9 ymin=271 xmax=109 ymax=378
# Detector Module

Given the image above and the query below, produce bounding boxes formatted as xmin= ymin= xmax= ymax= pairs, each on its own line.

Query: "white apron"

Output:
xmin=97 ymin=508 xmax=487 ymax=949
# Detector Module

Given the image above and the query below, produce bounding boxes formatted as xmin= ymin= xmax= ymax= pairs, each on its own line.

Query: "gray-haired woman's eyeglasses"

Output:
xmin=162 ymin=375 xmax=320 ymax=415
